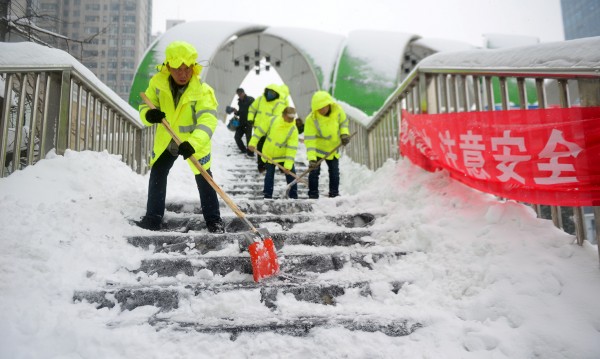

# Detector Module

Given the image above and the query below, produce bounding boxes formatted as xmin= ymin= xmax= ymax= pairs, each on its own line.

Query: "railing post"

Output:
xmin=55 ymin=70 xmax=72 ymax=155
xmin=0 ymin=74 xmax=14 ymax=177
xmin=595 ymin=207 xmax=600 ymax=265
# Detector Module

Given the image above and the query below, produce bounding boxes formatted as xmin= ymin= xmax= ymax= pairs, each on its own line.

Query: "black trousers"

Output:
xmin=256 ymin=136 xmax=266 ymax=170
xmin=146 ymin=150 xmax=221 ymax=224
xmin=234 ymin=122 xmax=252 ymax=153
xmin=308 ymin=157 xmax=340 ymax=198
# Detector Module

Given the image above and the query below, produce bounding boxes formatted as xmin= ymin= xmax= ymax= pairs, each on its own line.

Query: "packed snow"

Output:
xmin=1 ymin=117 xmax=599 ymax=358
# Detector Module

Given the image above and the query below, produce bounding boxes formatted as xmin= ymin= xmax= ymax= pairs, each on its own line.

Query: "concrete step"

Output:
xmin=135 ymin=251 xmax=407 ymax=277
xmin=166 ymin=199 xmax=314 ymax=215
xmin=148 ymin=316 xmax=422 ymax=339
xmin=160 ymin=213 xmax=376 ymax=233
xmin=73 ymin=279 xmax=406 ymax=312
xmin=127 ymin=230 xmax=375 ymax=254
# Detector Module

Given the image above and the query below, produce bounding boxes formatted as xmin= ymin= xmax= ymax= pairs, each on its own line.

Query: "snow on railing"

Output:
xmin=343 ymin=37 xmax=600 ymax=256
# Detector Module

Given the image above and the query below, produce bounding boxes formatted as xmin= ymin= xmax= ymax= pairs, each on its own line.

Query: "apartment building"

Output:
xmin=560 ymin=0 xmax=600 ymax=40
xmin=23 ymin=0 xmax=152 ymax=101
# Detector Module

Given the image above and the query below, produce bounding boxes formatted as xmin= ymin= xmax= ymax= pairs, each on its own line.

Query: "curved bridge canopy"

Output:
xmin=129 ymin=21 xmax=475 ymax=118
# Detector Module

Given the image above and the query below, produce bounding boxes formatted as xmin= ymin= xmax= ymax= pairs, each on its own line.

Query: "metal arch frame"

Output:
xmin=206 ymin=31 xmax=321 ymax=120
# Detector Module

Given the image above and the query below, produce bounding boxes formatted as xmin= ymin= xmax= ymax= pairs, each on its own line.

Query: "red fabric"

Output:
xmin=399 ymin=107 xmax=600 ymax=206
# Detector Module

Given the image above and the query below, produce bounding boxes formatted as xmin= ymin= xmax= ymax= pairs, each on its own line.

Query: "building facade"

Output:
xmin=9 ymin=0 xmax=152 ymax=101
xmin=560 ymin=0 xmax=600 ymax=40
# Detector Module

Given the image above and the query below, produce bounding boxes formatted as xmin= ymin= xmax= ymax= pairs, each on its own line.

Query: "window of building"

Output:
xmin=122 ymin=26 xmax=135 ymax=34
xmin=40 ymin=4 xmax=58 ymax=11
xmin=123 ymin=15 xmax=136 ymax=22
xmin=111 ymin=4 xmax=120 ymax=11
xmin=85 ymin=15 xmax=99 ymax=22
xmin=121 ymin=74 xmax=134 ymax=81
xmin=121 ymin=38 xmax=135 ymax=46
xmin=124 ymin=1 xmax=136 ymax=11
xmin=84 ymin=26 xmax=99 ymax=34
xmin=108 ymin=62 xmax=118 ymax=69
xmin=85 ymin=4 xmax=100 ymax=11
xmin=83 ymin=50 xmax=99 ymax=57
xmin=108 ymin=49 xmax=118 ymax=57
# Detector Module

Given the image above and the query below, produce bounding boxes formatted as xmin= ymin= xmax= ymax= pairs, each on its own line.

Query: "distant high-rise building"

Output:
xmin=7 ymin=0 xmax=152 ymax=101
xmin=560 ymin=0 xmax=600 ymax=40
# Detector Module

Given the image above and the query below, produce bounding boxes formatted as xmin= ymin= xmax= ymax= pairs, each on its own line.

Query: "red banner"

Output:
xmin=399 ymin=107 xmax=600 ymax=206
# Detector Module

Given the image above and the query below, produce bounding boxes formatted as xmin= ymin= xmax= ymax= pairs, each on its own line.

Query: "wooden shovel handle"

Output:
xmin=252 ymin=148 xmax=308 ymax=186
xmin=140 ymin=92 xmax=259 ymax=234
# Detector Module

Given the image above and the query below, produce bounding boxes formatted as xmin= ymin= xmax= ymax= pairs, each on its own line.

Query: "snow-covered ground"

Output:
xmin=1 ymin=119 xmax=599 ymax=358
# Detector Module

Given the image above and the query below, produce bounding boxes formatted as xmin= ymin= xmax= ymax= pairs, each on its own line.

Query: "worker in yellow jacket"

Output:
xmin=248 ymin=84 xmax=289 ymax=172
xmin=248 ymin=107 xmax=299 ymax=199
xmin=134 ymin=41 xmax=224 ymax=233
xmin=304 ymin=91 xmax=351 ymax=198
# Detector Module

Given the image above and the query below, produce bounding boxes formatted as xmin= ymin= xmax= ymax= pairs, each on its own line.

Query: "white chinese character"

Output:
xmin=534 ymin=129 xmax=582 ymax=185
xmin=439 ymin=130 xmax=458 ymax=168
xmin=491 ymin=130 xmax=532 ymax=183
xmin=460 ymin=130 xmax=490 ymax=179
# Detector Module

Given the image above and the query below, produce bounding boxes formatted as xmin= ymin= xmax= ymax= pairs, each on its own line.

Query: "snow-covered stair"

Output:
xmin=73 ymin=143 xmax=422 ymax=339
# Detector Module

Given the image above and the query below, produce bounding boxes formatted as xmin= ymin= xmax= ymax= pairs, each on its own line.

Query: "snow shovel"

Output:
xmin=140 ymin=93 xmax=279 ymax=282
xmin=251 ymin=148 xmax=308 ymax=186
xmin=284 ymin=132 xmax=356 ymax=198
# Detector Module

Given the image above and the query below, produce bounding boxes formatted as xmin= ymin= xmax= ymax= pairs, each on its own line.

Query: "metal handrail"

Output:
xmin=0 ymin=64 xmax=153 ymax=177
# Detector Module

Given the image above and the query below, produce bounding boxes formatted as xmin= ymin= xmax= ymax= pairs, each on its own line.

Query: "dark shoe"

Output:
xmin=134 ymin=215 xmax=162 ymax=231
xmin=328 ymin=193 xmax=340 ymax=198
xmin=207 ymin=219 xmax=225 ymax=234
xmin=246 ymin=150 xmax=254 ymax=157
xmin=258 ymin=166 xmax=266 ymax=173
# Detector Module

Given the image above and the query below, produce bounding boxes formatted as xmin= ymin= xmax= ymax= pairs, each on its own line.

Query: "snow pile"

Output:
xmin=0 ymin=121 xmax=599 ymax=358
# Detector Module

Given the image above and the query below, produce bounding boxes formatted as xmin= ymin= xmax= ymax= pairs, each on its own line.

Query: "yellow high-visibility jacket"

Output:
xmin=258 ymin=116 xmax=299 ymax=170
xmin=139 ymin=70 xmax=218 ymax=174
xmin=304 ymin=91 xmax=349 ymax=161
xmin=248 ymin=84 xmax=289 ymax=145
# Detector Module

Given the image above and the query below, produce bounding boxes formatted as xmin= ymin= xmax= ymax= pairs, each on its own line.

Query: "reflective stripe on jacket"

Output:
xmin=139 ymin=71 xmax=218 ymax=174
xmin=304 ymin=102 xmax=349 ymax=161
xmin=260 ymin=116 xmax=299 ymax=170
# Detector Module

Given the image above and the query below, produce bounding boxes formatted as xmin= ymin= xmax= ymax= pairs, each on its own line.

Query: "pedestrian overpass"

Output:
xmin=128 ymin=21 xmax=477 ymax=120
xmin=0 ymin=29 xmax=599 ymax=257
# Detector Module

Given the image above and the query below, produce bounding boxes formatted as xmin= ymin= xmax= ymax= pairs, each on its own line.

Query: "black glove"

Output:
xmin=341 ymin=134 xmax=350 ymax=145
xmin=178 ymin=141 xmax=195 ymax=159
xmin=145 ymin=109 xmax=165 ymax=124
xmin=309 ymin=160 xmax=319 ymax=170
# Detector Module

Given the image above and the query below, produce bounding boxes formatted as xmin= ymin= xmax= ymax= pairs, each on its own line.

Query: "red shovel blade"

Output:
xmin=248 ymin=238 xmax=279 ymax=282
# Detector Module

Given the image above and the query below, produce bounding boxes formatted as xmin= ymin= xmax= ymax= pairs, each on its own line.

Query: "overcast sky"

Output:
xmin=151 ymin=0 xmax=565 ymax=47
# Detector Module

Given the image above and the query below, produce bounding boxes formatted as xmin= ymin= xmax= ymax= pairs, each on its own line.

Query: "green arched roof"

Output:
xmin=129 ymin=21 xmax=475 ymax=118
